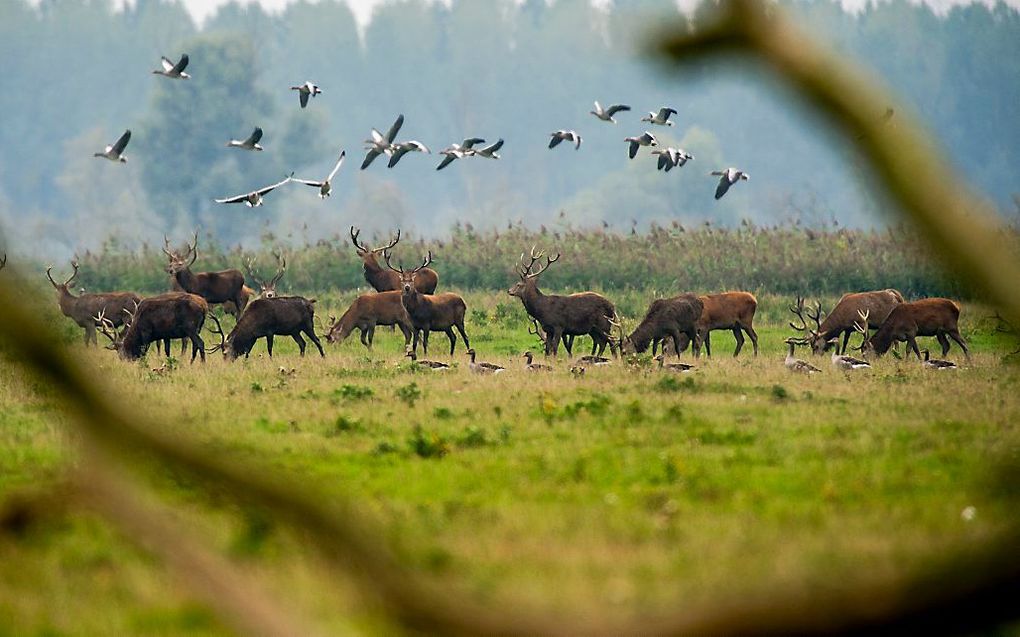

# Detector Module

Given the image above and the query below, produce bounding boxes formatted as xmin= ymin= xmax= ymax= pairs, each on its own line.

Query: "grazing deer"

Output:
xmin=861 ymin=298 xmax=969 ymax=360
xmin=46 ymin=261 xmax=140 ymax=346
xmin=385 ymin=251 xmax=469 ymax=356
xmin=660 ymin=292 xmax=758 ymax=357
xmin=790 ymin=289 xmax=904 ymax=355
xmin=350 ymin=226 xmax=438 ymax=293
xmin=618 ymin=294 xmax=702 ymax=357
xmin=325 ymin=290 xmax=413 ymax=350
xmin=507 ymin=246 xmax=617 ymax=358
xmin=244 ymin=252 xmax=287 ymax=299
xmin=96 ymin=292 xmax=208 ymax=362
xmin=208 ymin=296 xmax=325 ymax=360
xmin=163 ymin=233 xmax=250 ymax=318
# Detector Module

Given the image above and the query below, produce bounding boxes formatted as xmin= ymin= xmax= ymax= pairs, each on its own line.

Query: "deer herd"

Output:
xmin=11 ymin=229 xmax=971 ymax=374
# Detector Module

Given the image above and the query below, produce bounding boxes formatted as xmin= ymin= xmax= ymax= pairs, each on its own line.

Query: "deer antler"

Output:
xmin=162 ymin=235 xmax=175 ymax=258
xmin=64 ymin=260 xmax=80 ymax=287
xmin=382 ymin=250 xmax=403 ymax=274
xmin=243 ymin=255 xmax=262 ymax=285
xmin=852 ymin=309 xmax=870 ymax=352
xmin=269 ymin=251 xmax=287 ymax=287
xmin=377 ymin=229 xmax=401 ymax=253
xmin=122 ymin=300 xmax=138 ymax=327
xmin=412 ymin=250 xmax=432 ymax=274
xmin=349 ymin=226 xmax=369 ymax=251
xmin=93 ymin=310 xmax=119 ymax=344
xmin=205 ymin=314 xmax=226 ymax=353
xmin=528 ymin=319 xmax=547 ymax=346
xmin=789 ymin=296 xmax=821 ymax=334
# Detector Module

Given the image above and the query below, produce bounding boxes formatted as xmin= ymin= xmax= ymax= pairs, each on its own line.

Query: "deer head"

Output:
xmin=384 ymin=250 xmax=432 ymax=294
xmin=789 ymin=296 xmax=826 ymax=353
xmin=508 ymin=245 xmax=560 ymax=297
xmin=163 ymin=232 xmax=198 ymax=275
xmin=46 ymin=260 xmax=80 ymax=295
xmin=607 ymin=315 xmax=634 ymax=354
xmin=350 ymin=226 xmax=400 ymax=267
xmin=245 ymin=251 xmax=287 ymax=298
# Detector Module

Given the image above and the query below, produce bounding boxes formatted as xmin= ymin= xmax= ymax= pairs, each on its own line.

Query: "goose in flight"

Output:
xmin=624 ymin=131 xmax=657 ymax=159
xmin=641 ymin=107 xmax=677 ymax=126
xmin=711 ymin=168 xmax=750 ymax=200
xmin=290 ymin=81 xmax=321 ymax=108
xmin=153 ymin=54 xmax=190 ymax=79
xmin=215 ymin=174 xmax=293 ymax=207
xmin=93 ymin=130 xmax=131 ymax=163
xmin=590 ymin=101 xmax=631 ymax=123
xmin=652 ymin=147 xmax=693 ymax=171
xmin=361 ymin=114 xmax=404 ymax=169
xmin=293 ymin=150 xmax=345 ymax=198
xmin=226 ymin=127 xmax=264 ymax=151
xmin=436 ymin=137 xmax=485 ymax=170
xmin=474 ymin=139 xmax=504 ymax=159
xmin=548 ymin=130 xmax=582 ymax=150
xmin=387 ymin=141 xmax=431 ymax=168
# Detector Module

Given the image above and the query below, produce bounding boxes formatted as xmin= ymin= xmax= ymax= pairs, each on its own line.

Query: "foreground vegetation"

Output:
xmin=1 ymin=289 xmax=1018 ymax=635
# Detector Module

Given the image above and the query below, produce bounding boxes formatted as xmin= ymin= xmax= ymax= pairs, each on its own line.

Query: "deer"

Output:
xmin=528 ymin=318 xmax=575 ymax=354
xmin=46 ymin=260 xmax=141 ymax=346
xmin=658 ymin=291 xmax=759 ymax=358
xmin=789 ymin=289 xmax=904 ymax=355
xmin=163 ymin=233 xmax=251 ymax=318
xmin=618 ymin=294 xmax=703 ymax=358
xmin=350 ymin=226 xmax=438 ymax=293
xmin=207 ymin=296 xmax=325 ymax=360
xmin=385 ymin=251 xmax=469 ymax=356
xmin=244 ymin=251 xmax=287 ymax=299
xmin=859 ymin=298 xmax=969 ymax=360
xmin=325 ymin=290 xmax=414 ymax=350
xmin=96 ymin=292 xmax=208 ymax=362
xmin=507 ymin=246 xmax=617 ymax=358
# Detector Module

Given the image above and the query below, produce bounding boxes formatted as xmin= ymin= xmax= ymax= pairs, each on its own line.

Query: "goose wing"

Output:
xmin=480 ymin=139 xmax=503 ymax=154
xmin=461 ymin=137 xmax=485 ymax=149
xmin=628 ymin=140 xmax=639 ymax=159
xmin=245 ymin=127 xmax=263 ymax=145
xmin=606 ymin=104 xmax=631 ymax=117
xmin=387 ymin=146 xmax=410 ymax=168
xmin=326 ymin=150 xmax=346 ymax=181
xmin=658 ymin=107 xmax=677 ymax=120
xmin=298 ymin=90 xmax=309 ymax=108
xmin=385 ymin=114 xmax=405 ymax=143
xmin=657 ymin=154 xmax=668 ymax=170
xmin=112 ymin=130 xmax=131 ymax=154
xmin=292 ymin=178 xmax=325 ymax=188
xmin=172 ymin=54 xmax=189 ymax=74
xmin=160 ymin=56 xmax=174 ymax=72
xmin=215 ymin=192 xmax=253 ymax=204
xmin=254 ymin=174 xmax=293 ymax=196
xmin=714 ymin=177 xmax=731 ymax=200
xmin=548 ymin=134 xmax=564 ymax=149
xmin=361 ymin=149 xmax=381 ymax=170
xmin=436 ymin=154 xmax=456 ymax=170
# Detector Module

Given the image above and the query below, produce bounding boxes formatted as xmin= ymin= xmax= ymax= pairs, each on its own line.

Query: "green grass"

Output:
xmin=1 ymin=291 xmax=1018 ymax=634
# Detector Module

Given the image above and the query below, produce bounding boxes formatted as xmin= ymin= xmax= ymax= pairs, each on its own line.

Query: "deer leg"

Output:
xmin=563 ymin=334 xmax=574 ymax=356
xmin=292 ymin=333 xmax=307 ymax=356
xmin=411 ymin=329 xmax=420 ymax=355
xmin=948 ymin=328 xmax=970 ymax=359
xmin=731 ymin=327 xmax=744 ymax=357
xmin=305 ymin=327 xmax=325 ymax=358
xmin=669 ymin=329 xmax=683 ymax=358
xmin=359 ymin=326 xmax=370 ymax=349
xmin=701 ymin=330 xmax=712 ymax=358
xmin=455 ymin=321 xmax=470 ymax=351
xmin=549 ymin=327 xmax=563 ymax=356
xmin=445 ymin=328 xmax=457 ymax=355
xmin=906 ymin=336 xmax=922 ymax=360
xmin=840 ymin=330 xmax=852 ymax=355
xmin=82 ymin=327 xmax=91 ymax=347
xmin=745 ymin=324 xmax=759 ymax=357
xmin=190 ymin=333 xmax=205 ymax=363
xmin=399 ymin=324 xmax=412 ymax=351
xmin=421 ymin=330 xmax=430 ymax=355
xmin=936 ymin=332 xmax=951 ymax=357
xmin=266 ymin=334 xmax=274 ymax=357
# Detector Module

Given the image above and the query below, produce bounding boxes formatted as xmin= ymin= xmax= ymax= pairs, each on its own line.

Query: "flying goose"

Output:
xmin=784 ymin=338 xmax=822 ymax=374
xmin=226 ymin=127 xmax=264 ymax=151
xmin=711 ymin=168 xmax=750 ymax=200
xmin=624 ymin=131 xmax=657 ymax=159
xmin=387 ymin=141 xmax=431 ymax=168
xmin=361 ymin=114 xmax=404 ymax=169
xmin=651 ymin=147 xmax=693 ymax=171
xmin=655 ymin=354 xmax=694 ymax=372
xmin=474 ymin=139 xmax=504 ymax=159
xmin=523 ymin=351 xmax=552 ymax=371
xmin=922 ymin=350 xmax=957 ymax=370
xmin=467 ymin=349 xmax=505 ymax=375
xmin=641 ymin=107 xmax=677 ymax=126
xmin=293 ymin=150 xmax=346 ymax=198
xmin=549 ymin=130 xmax=582 ymax=150
xmin=152 ymin=54 xmax=190 ymax=79
xmin=214 ymin=174 xmax=293 ymax=207
xmin=93 ymin=130 xmax=131 ymax=163
xmin=406 ymin=350 xmax=450 ymax=370
xmin=590 ymin=101 xmax=631 ymax=123
xmin=290 ymin=81 xmax=321 ymax=108
xmin=436 ymin=138 xmax=485 ymax=170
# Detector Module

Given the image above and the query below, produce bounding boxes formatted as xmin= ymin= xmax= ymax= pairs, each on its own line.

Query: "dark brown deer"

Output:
xmin=790 ymin=289 xmax=904 ymax=355
xmin=208 ymin=296 xmax=325 ymax=360
xmin=97 ymin=292 xmax=208 ymax=362
xmin=325 ymin=291 xmax=413 ymax=350
xmin=163 ymin=234 xmax=250 ymax=317
xmin=619 ymin=294 xmax=703 ymax=357
xmin=350 ymin=226 xmax=438 ymax=293
xmin=244 ymin=251 xmax=287 ymax=299
xmin=46 ymin=260 xmax=141 ymax=346
xmin=385 ymin=251 xmax=469 ymax=355
xmin=508 ymin=247 xmax=617 ymax=358
xmin=862 ymin=298 xmax=969 ymax=359
xmin=665 ymin=292 xmax=759 ymax=357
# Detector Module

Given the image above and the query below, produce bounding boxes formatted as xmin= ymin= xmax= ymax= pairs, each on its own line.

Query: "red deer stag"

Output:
xmin=208 ymin=296 xmax=324 ymax=360
xmin=385 ymin=251 xmax=469 ymax=355
xmin=507 ymin=247 xmax=617 ymax=358
xmin=46 ymin=260 xmax=140 ymax=346
xmin=244 ymin=251 xmax=287 ymax=299
xmin=790 ymin=289 xmax=904 ymax=355
xmin=96 ymin=292 xmax=208 ymax=362
xmin=163 ymin=234 xmax=250 ymax=317
xmin=665 ymin=292 xmax=759 ymax=357
xmin=325 ymin=291 xmax=413 ymax=350
xmin=861 ymin=298 xmax=969 ymax=359
xmin=350 ymin=226 xmax=438 ymax=293
xmin=619 ymin=294 xmax=703 ymax=357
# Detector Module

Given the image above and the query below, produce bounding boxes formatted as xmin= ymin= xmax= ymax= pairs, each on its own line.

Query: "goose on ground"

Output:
xmin=624 ymin=131 xmax=657 ymax=159
xmin=226 ymin=127 xmax=264 ymax=151
xmin=578 ymin=355 xmax=611 ymax=366
xmin=290 ymin=81 xmax=321 ymax=108
xmin=467 ymin=349 xmax=505 ymax=375
xmin=549 ymin=130 xmax=582 ymax=150
xmin=523 ymin=351 xmax=552 ymax=371
xmin=830 ymin=347 xmax=871 ymax=371
xmin=387 ymin=141 xmax=431 ymax=168
xmin=590 ymin=101 xmax=631 ymax=123
xmin=652 ymin=147 xmax=693 ymax=171
xmin=406 ymin=350 xmax=450 ymax=370
xmin=922 ymin=349 xmax=957 ymax=370
xmin=153 ymin=54 xmax=190 ymax=79
xmin=641 ymin=107 xmax=677 ymax=126
xmin=711 ymin=168 xmax=750 ymax=200
xmin=436 ymin=138 xmax=485 ymax=170
xmin=214 ymin=174 xmax=293 ymax=207
xmin=93 ymin=130 xmax=131 ymax=163
xmin=361 ymin=114 xmax=404 ymax=169
xmin=785 ymin=338 xmax=822 ymax=374
xmin=293 ymin=150 xmax=345 ymax=198
xmin=474 ymin=139 xmax=504 ymax=159
xmin=655 ymin=354 xmax=694 ymax=372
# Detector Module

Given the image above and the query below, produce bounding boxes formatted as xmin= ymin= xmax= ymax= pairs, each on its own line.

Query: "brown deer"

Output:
xmin=163 ymin=234 xmax=250 ymax=317
xmin=96 ymin=292 xmax=208 ymax=362
xmin=208 ymin=296 xmax=325 ymax=360
xmin=325 ymin=291 xmax=414 ymax=350
xmin=385 ymin=251 xmax=469 ymax=355
xmin=861 ymin=298 xmax=969 ymax=359
xmin=244 ymin=251 xmax=287 ymax=299
xmin=507 ymin=246 xmax=617 ymax=358
xmin=46 ymin=260 xmax=141 ymax=346
xmin=619 ymin=294 xmax=703 ymax=357
xmin=790 ymin=289 xmax=904 ymax=355
xmin=350 ymin=226 xmax=438 ymax=293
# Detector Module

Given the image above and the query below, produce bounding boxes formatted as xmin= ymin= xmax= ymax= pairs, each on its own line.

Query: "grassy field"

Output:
xmin=1 ymin=291 xmax=1018 ymax=635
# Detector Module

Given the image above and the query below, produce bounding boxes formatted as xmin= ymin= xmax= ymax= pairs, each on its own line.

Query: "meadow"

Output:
xmin=1 ymin=286 xmax=1018 ymax=635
